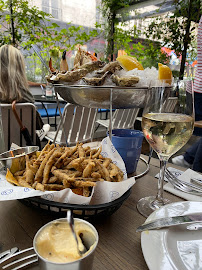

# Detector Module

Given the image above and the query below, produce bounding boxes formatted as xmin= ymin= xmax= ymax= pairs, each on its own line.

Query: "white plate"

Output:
xmin=141 ymin=201 xmax=202 ymax=270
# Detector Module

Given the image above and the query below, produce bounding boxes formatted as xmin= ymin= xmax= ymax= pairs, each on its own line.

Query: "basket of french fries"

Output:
xmin=0 ymin=137 xmax=135 ymax=219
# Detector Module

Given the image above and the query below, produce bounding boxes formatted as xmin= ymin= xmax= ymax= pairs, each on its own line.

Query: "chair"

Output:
xmin=136 ymin=97 xmax=178 ymax=123
xmin=162 ymin=97 xmax=178 ymax=112
xmin=45 ymin=103 xmax=97 ymax=146
xmin=0 ymin=103 xmax=37 ymax=151
xmin=96 ymin=108 xmax=140 ymax=130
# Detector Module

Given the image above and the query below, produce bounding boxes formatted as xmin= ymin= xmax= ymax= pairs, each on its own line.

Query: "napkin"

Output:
xmin=163 ymin=169 xmax=202 ymax=202
xmin=155 ymin=167 xmax=184 ymax=182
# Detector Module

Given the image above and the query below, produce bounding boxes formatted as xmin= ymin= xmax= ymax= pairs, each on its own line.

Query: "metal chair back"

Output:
xmin=96 ymin=108 xmax=140 ymax=130
xmin=46 ymin=103 xmax=97 ymax=146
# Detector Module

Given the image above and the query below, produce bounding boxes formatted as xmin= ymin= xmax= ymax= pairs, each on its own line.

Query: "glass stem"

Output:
xmin=156 ymin=159 xmax=167 ymax=202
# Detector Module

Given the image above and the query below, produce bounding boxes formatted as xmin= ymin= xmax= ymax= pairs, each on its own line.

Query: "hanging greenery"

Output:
xmin=143 ymin=0 xmax=200 ymax=78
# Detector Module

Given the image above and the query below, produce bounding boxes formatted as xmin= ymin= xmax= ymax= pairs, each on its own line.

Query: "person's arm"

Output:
xmin=28 ymin=81 xmax=46 ymax=88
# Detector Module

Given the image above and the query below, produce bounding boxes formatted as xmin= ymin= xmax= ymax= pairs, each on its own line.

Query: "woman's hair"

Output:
xmin=0 ymin=44 xmax=29 ymax=102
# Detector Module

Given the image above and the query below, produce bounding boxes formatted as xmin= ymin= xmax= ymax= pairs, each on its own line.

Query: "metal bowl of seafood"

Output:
xmin=54 ymin=84 xmax=149 ymax=109
xmin=0 ymin=146 xmax=39 ymax=172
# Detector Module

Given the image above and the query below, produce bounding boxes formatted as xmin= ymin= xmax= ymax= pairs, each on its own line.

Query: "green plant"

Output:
xmin=131 ymin=40 xmax=170 ymax=69
xmin=99 ymin=0 xmax=170 ymax=66
xmin=0 ymin=0 xmax=100 ymax=81
xmin=144 ymin=0 xmax=200 ymax=78
xmin=99 ymin=0 xmax=136 ymax=61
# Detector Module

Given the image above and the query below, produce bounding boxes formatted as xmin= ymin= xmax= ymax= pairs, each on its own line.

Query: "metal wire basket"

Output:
xmin=20 ymin=188 xmax=131 ymax=220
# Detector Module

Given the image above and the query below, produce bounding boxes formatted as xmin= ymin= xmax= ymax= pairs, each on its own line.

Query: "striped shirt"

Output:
xmin=194 ymin=16 xmax=202 ymax=93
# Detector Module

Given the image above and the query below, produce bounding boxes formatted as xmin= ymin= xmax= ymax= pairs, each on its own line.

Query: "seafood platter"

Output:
xmin=46 ymin=49 xmax=172 ymax=109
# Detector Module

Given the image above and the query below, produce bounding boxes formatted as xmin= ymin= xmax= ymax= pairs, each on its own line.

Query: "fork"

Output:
xmin=166 ymin=175 xmax=202 ymax=196
xmin=165 ymin=169 xmax=202 ymax=192
xmin=0 ymin=247 xmax=38 ymax=270
xmin=165 ymin=169 xmax=202 ymax=196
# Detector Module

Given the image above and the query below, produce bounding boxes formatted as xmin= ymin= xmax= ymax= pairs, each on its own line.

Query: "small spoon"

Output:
xmin=66 ymin=210 xmax=87 ymax=256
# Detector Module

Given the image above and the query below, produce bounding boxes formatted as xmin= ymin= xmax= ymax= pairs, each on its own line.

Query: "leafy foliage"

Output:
xmin=99 ymin=0 xmax=135 ymax=61
xmin=0 ymin=0 xmax=100 ymax=81
xmin=100 ymin=0 xmax=170 ymax=66
xmin=0 ymin=0 xmax=99 ymax=52
xmin=144 ymin=0 xmax=200 ymax=77
xmin=100 ymin=0 xmax=199 ymax=75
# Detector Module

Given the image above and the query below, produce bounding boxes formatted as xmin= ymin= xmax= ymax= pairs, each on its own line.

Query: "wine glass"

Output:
xmin=137 ymin=80 xmax=194 ymax=217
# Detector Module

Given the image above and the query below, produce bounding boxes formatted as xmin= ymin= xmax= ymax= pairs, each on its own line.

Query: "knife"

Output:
xmin=136 ymin=213 xmax=202 ymax=232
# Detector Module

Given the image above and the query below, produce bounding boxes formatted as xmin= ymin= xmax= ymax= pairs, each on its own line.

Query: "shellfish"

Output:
xmin=96 ymin=61 xmax=121 ymax=74
xmin=82 ymin=71 xmax=112 ymax=86
xmin=111 ymin=74 xmax=139 ymax=87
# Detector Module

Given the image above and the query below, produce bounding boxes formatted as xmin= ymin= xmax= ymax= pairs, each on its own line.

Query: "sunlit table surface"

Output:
xmin=0 ymin=155 xmax=186 ymax=270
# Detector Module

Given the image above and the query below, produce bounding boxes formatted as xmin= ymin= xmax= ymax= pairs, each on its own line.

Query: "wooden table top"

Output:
xmin=0 ymin=155 xmax=186 ymax=270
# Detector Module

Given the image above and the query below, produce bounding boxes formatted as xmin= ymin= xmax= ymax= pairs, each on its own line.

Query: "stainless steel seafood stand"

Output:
xmin=54 ymin=84 xmax=149 ymax=109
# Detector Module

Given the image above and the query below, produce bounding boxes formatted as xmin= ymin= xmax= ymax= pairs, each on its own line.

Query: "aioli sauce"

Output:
xmin=35 ymin=221 xmax=96 ymax=263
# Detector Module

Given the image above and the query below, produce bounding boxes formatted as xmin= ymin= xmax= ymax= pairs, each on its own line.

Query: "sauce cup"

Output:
xmin=33 ymin=218 xmax=99 ymax=270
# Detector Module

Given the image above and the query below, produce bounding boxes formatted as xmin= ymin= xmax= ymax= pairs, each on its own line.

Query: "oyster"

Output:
xmin=112 ymin=74 xmax=139 ymax=87
xmin=50 ymin=68 xmax=89 ymax=82
xmin=73 ymin=60 xmax=105 ymax=73
xmin=82 ymin=71 xmax=112 ymax=86
xmin=96 ymin=61 xmax=121 ymax=74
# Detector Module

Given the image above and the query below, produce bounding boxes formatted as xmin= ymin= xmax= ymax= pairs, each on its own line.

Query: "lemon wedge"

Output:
xmin=158 ymin=63 xmax=173 ymax=85
xmin=116 ymin=55 xmax=144 ymax=71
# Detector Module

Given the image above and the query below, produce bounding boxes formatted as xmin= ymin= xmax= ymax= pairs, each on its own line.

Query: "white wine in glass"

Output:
xmin=137 ymin=80 xmax=194 ymax=217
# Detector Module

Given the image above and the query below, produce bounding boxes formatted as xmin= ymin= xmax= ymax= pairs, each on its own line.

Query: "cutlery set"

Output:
xmin=165 ymin=169 xmax=202 ymax=196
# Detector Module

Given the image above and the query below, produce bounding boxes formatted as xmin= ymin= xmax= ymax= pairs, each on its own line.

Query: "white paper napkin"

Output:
xmin=155 ymin=167 xmax=184 ymax=182
xmin=163 ymin=169 xmax=202 ymax=202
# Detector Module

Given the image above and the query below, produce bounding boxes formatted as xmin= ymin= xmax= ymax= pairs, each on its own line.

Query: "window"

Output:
xmin=52 ymin=8 xmax=58 ymax=19
xmin=42 ymin=0 xmax=49 ymax=6
xmin=51 ymin=0 xmax=58 ymax=9
xmin=42 ymin=6 xmax=49 ymax=13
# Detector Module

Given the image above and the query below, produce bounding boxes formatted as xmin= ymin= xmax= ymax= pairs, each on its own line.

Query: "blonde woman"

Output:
xmin=0 ymin=44 xmax=35 ymax=103
xmin=0 ymin=44 xmax=49 ymax=141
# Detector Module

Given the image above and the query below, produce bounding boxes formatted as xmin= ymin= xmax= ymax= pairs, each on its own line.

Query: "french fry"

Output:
xmin=34 ymin=148 xmax=56 ymax=182
xmin=78 ymin=144 xmax=85 ymax=157
xmin=43 ymin=184 xmax=65 ymax=191
xmin=72 ymin=180 xmax=96 ymax=187
xmin=72 ymin=188 xmax=83 ymax=196
xmin=5 ymin=142 xmax=124 ymax=197
xmin=25 ymin=156 xmax=35 ymax=184
xmin=83 ymin=187 xmax=91 ymax=197
xmin=82 ymin=161 xmax=95 ymax=178
xmin=18 ymin=177 xmax=33 ymax=188
xmin=43 ymin=151 xmax=62 ymax=184
xmin=14 ymin=170 xmax=25 ymax=176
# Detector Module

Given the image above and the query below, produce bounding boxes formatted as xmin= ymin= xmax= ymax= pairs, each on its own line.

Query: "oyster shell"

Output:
xmin=112 ymin=74 xmax=139 ymax=87
xmin=96 ymin=61 xmax=121 ymax=75
xmin=82 ymin=71 xmax=112 ymax=86
xmin=76 ymin=60 xmax=105 ymax=73
xmin=50 ymin=68 xmax=89 ymax=82
xmin=49 ymin=61 xmax=105 ymax=83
